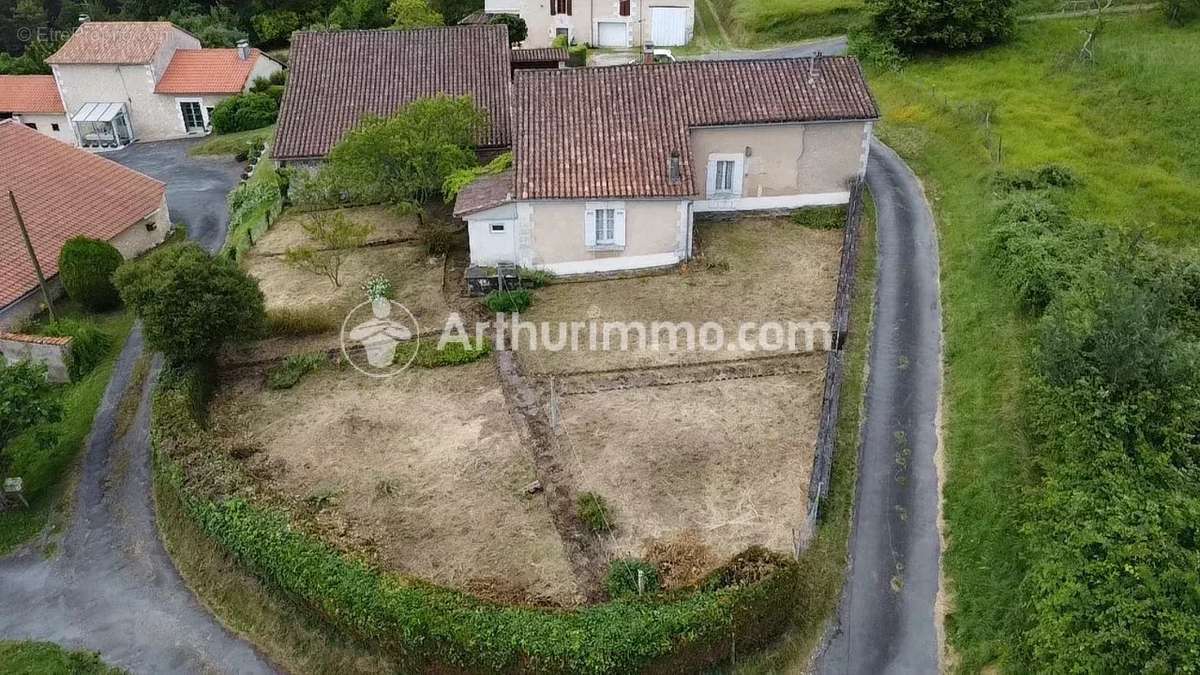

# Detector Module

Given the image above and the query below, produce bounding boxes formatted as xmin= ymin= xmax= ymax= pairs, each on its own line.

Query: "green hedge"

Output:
xmin=224 ymin=175 xmax=284 ymax=261
xmin=152 ymin=365 xmax=805 ymax=673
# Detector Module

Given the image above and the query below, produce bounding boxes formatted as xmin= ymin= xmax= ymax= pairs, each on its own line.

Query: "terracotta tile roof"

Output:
xmin=46 ymin=21 xmax=182 ymax=65
xmin=453 ymin=170 xmax=514 ymax=216
xmin=155 ymin=49 xmax=266 ymax=94
xmin=0 ymin=120 xmax=165 ymax=309
xmin=511 ymin=48 xmax=568 ymax=64
xmin=513 ymin=57 xmax=880 ymax=200
xmin=0 ymin=332 xmax=72 ymax=346
xmin=273 ymin=26 xmax=512 ymax=161
xmin=0 ymin=76 xmax=65 ymax=113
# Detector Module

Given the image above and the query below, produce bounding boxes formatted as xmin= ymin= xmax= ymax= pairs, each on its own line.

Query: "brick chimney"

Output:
xmin=642 ymin=43 xmax=655 ymax=65
xmin=237 ymin=39 xmax=251 ymax=60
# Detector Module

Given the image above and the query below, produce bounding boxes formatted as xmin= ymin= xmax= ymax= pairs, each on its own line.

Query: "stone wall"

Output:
xmin=0 ymin=332 xmax=74 ymax=384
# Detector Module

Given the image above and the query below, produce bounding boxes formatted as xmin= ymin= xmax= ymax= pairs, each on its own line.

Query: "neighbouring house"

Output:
xmin=44 ymin=20 xmax=283 ymax=149
xmin=273 ymin=26 xmax=513 ymax=168
xmin=0 ymin=120 xmax=169 ymax=329
xmin=0 ymin=75 xmax=73 ymax=145
xmin=476 ymin=0 xmax=695 ymax=48
xmin=454 ymin=57 xmax=879 ymax=275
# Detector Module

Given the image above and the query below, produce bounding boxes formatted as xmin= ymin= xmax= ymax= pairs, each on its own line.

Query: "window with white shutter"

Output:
xmin=585 ymin=202 xmax=626 ymax=249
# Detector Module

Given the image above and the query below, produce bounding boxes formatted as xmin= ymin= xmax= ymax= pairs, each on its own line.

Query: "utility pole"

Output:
xmin=8 ymin=190 xmax=56 ymax=323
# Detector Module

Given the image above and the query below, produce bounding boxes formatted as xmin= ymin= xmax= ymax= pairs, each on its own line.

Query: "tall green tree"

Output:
xmin=388 ymin=0 xmax=441 ymax=29
xmin=320 ymin=94 xmax=485 ymax=204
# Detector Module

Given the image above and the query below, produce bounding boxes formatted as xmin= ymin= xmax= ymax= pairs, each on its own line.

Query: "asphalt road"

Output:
xmin=697 ymin=36 xmax=848 ymax=60
xmin=0 ymin=140 xmax=276 ymax=674
xmin=814 ymin=141 xmax=944 ymax=674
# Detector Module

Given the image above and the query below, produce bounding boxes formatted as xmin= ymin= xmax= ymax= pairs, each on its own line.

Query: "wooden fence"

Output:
xmin=802 ymin=180 xmax=867 ymax=549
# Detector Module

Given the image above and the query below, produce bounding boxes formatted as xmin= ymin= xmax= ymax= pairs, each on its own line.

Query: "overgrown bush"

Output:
xmin=114 ymin=243 xmax=265 ymax=365
xmin=394 ymin=338 xmax=492 ymax=368
xmin=848 ymin=28 xmax=908 ymax=71
xmin=442 ymin=152 xmax=512 ymax=202
xmin=0 ymin=361 xmax=62 ymax=475
xmin=57 ymin=237 xmax=124 ymax=311
xmin=418 ymin=223 xmax=457 ymax=256
xmin=40 ymin=319 xmax=113 ymax=381
xmin=266 ymin=353 xmax=326 ymax=390
xmin=992 ymin=164 xmax=1079 ymax=192
xmin=518 ymin=267 xmax=555 ymax=288
xmin=225 ymin=178 xmax=284 ymax=260
xmin=264 ymin=307 xmax=337 ymax=337
xmin=865 ymin=0 xmax=1016 ymax=51
xmin=576 ymin=492 xmax=613 ymax=533
xmin=1163 ymin=0 xmax=1200 ymax=25
xmin=211 ymin=93 xmax=278 ymax=134
xmin=489 ymin=13 xmax=527 ymax=45
xmin=605 ymin=558 xmax=662 ymax=599
xmin=790 ymin=206 xmax=846 ymax=230
xmin=483 ymin=289 xmax=533 ymax=313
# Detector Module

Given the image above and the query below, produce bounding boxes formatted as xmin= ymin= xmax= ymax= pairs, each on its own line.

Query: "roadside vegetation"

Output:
xmin=0 ymin=641 xmax=124 ymax=675
xmin=0 ymin=303 xmax=132 ymax=555
xmin=866 ymin=14 xmax=1200 ymax=672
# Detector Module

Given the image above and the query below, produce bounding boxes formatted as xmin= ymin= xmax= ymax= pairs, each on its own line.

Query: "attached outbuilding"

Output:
xmin=455 ymin=56 xmax=880 ymax=275
xmin=0 ymin=75 xmax=72 ymax=145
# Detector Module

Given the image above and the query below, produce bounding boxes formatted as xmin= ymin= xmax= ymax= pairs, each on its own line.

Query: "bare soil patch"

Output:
xmin=210 ymin=361 xmax=581 ymax=606
xmin=517 ymin=217 xmax=842 ymax=373
xmin=556 ymin=360 xmax=825 ymax=572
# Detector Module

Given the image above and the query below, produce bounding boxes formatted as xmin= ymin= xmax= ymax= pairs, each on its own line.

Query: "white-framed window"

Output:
xmin=176 ymin=98 xmax=209 ymax=133
xmin=584 ymin=202 xmax=626 ymax=249
xmin=706 ymin=153 xmax=744 ymax=198
xmin=489 ymin=222 xmax=507 ymax=234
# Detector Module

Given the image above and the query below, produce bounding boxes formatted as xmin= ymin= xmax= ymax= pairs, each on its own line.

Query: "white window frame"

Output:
xmin=584 ymin=201 xmax=626 ymax=250
xmin=488 ymin=222 xmax=508 ymax=234
xmin=176 ymin=97 xmax=209 ymax=134
xmin=706 ymin=153 xmax=745 ymax=199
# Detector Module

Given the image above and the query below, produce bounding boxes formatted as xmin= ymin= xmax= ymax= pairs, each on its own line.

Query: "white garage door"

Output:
xmin=651 ymin=7 xmax=690 ymax=46
xmin=597 ymin=21 xmax=628 ymax=48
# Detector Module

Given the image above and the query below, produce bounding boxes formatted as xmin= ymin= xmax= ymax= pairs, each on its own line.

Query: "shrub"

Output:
xmin=483 ymin=289 xmax=533 ymax=313
xmin=389 ymin=0 xmax=443 ymax=28
xmin=1163 ymin=0 xmax=1200 ymax=25
xmin=442 ymin=152 xmax=513 ymax=202
xmin=518 ymin=267 xmax=555 ymax=288
xmin=114 ymin=243 xmax=265 ymax=365
xmin=57 ymin=237 xmax=124 ymax=311
xmin=283 ymin=212 xmax=374 ymax=287
xmin=865 ymin=0 xmax=1016 ymax=52
xmin=605 ymin=558 xmax=662 ymax=599
xmin=266 ymin=353 xmax=326 ymax=390
xmin=490 ymin=13 xmax=527 ymax=45
xmin=993 ymin=164 xmax=1079 ymax=192
xmin=848 ymin=28 xmax=907 ymax=71
xmin=418 ymin=223 xmax=457 ymax=256
xmin=396 ymin=338 xmax=492 ymax=368
xmin=210 ymin=93 xmax=278 ymax=134
xmin=264 ymin=307 xmax=337 ymax=337
xmin=40 ymin=319 xmax=113 ymax=381
xmin=576 ymin=492 xmax=613 ymax=533
xmin=567 ymin=44 xmax=587 ymax=67
xmin=0 ymin=361 xmax=62 ymax=471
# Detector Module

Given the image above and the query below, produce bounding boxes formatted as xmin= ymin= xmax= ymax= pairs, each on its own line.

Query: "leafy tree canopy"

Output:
xmin=388 ymin=0 xmax=442 ymax=29
xmin=865 ymin=0 xmax=1016 ymax=52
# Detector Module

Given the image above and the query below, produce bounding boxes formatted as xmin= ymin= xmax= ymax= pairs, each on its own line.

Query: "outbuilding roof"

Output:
xmin=45 ymin=21 xmax=182 ymax=65
xmin=273 ymin=26 xmax=513 ymax=161
xmin=0 ymin=120 xmax=165 ymax=309
xmin=453 ymin=170 xmax=514 ymax=216
xmin=511 ymin=47 xmax=569 ymax=64
xmin=513 ymin=57 xmax=880 ymax=200
xmin=155 ymin=48 xmax=270 ymax=94
xmin=0 ymin=76 xmax=65 ymax=113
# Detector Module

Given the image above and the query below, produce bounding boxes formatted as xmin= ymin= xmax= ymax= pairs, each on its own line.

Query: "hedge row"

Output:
xmin=152 ymin=365 xmax=805 ymax=673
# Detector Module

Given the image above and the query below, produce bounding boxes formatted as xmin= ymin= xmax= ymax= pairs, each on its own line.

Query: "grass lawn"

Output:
xmin=188 ymin=125 xmax=276 ymax=157
xmin=866 ymin=15 xmax=1200 ymax=671
xmin=0 ymin=641 xmax=124 ymax=675
xmin=0 ymin=306 xmax=132 ymax=555
xmin=731 ymin=0 xmax=864 ymax=46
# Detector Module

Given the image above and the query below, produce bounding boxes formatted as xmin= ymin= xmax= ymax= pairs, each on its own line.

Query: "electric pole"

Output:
xmin=8 ymin=190 xmax=56 ymax=323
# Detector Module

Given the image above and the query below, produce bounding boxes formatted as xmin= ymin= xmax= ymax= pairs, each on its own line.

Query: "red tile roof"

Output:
xmin=513 ymin=57 xmax=880 ymax=200
xmin=273 ymin=26 xmax=512 ymax=161
xmin=453 ymin=170 xmax=514 ymax=216
xmin=46 ymin=21 xmax=184 ymax=65
xmin=0 ymin=76 xmax=65 ymax=114
xmin=0 ymin=120 xmax=165 ymax=309
xmin=156 ymin=49 xmax=266 ymax=94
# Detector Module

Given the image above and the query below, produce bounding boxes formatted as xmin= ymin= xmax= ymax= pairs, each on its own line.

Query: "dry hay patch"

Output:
xmin=253 ymin=205 xmax=419 ymax=256
xmin=210 ymin=361 xmax=581 ymax=606
xmin=559 ymin=363 xmax=824 ymax=563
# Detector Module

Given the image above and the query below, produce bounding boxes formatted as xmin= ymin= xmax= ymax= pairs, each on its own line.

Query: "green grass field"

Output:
xmin=0 ymin=641 xmax=124 ymax=674
xmin=188 ymin=125 xmax=276 ymax=157
xmin=0 ymin=307 xmax=132 ymax=555
xmin=867 ymin=15 xmax=1200 ymax=671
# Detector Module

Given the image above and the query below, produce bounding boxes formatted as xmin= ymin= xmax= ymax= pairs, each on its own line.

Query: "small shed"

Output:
xmin=511 ymin=48 xmax=569 ymax=72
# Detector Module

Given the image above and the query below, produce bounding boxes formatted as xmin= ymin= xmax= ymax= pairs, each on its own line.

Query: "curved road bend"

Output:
xmin=0 ymin=140 xmax=278 ymax=674
xmin=815 ymin=140 xmax=944 ymax=674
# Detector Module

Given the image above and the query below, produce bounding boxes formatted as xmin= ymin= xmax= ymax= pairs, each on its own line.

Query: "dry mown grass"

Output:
xmin=517 ymin=216 xmax=842 ymax=373
xmin=210 ymin=361 xmax=581 ymax=606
